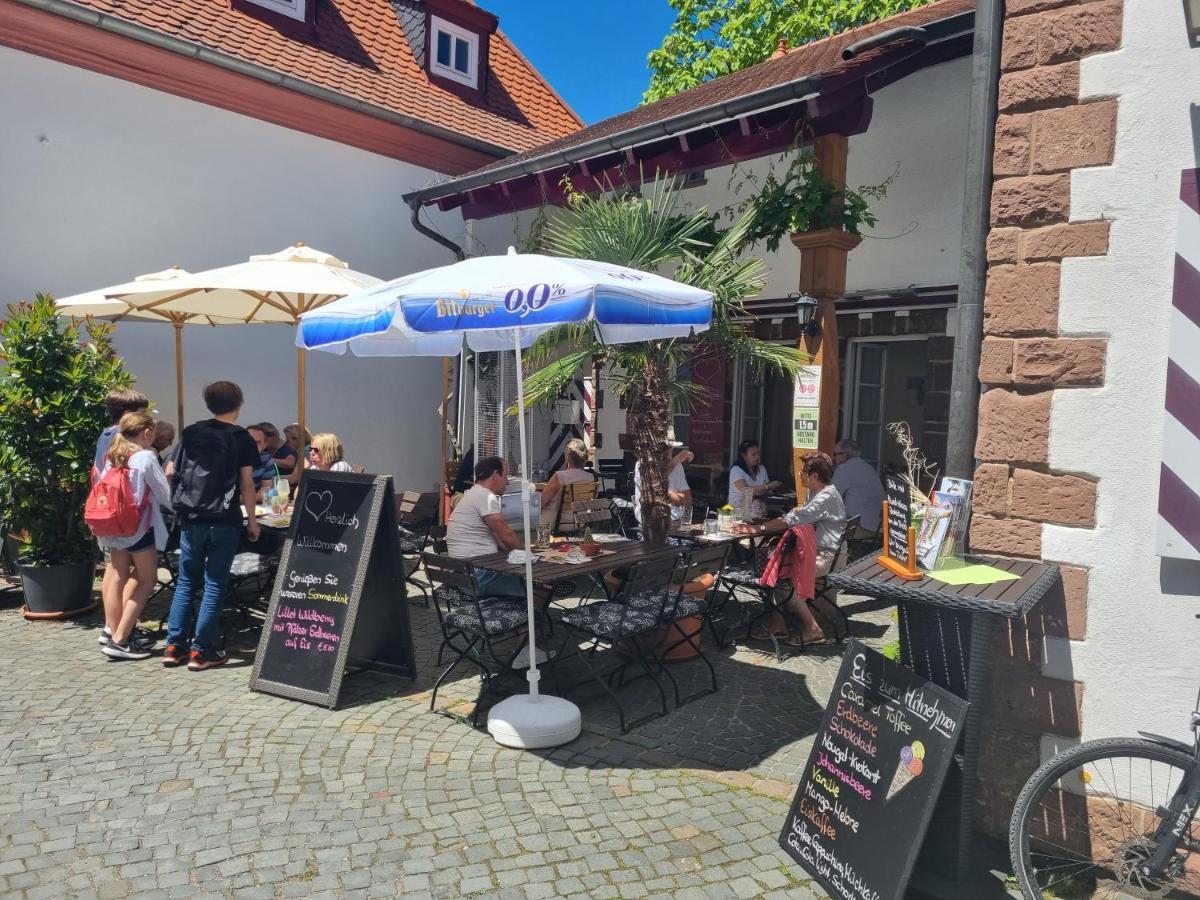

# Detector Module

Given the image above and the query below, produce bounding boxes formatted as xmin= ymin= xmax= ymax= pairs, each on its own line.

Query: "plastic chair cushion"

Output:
xmin=444 ymin=597 xmax=528 ymax=636
xmin=561 ymin=601 xmax=659 ymax=640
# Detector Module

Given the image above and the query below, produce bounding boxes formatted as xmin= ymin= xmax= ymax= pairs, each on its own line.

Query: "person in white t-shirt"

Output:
xmin=633 ymin=447 xmax=694 ymax=525
xmin=447 ymin=456 xmax=527 ymax=599
xmin=832 ymin=438 xmax=884 ymax=534
xmin=728 ymin=439 xmax=782 ymax=520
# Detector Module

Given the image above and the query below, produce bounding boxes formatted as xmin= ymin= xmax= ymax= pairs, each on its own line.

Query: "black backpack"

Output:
xmin=171 ymin=422 xmax=239 ymax=520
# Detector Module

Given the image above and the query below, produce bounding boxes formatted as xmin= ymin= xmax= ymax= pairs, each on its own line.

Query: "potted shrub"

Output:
xmin=579 ymin=527 xmax=602 ymax=558
xmin=0 ymin=294 xmax=134 ymax=619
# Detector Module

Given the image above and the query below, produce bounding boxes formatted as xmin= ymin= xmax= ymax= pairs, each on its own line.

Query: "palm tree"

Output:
xmin=521 ymin=178 xmax=812 ymax=542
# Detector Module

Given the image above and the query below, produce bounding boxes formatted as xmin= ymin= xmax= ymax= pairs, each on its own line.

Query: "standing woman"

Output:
xmin=99 ymin=411 xmax=172 ymax=660
xmin=728 ymin=439 xmax=782 ymax=521
xmin=308 ymin=433 xmax=352 ymax=472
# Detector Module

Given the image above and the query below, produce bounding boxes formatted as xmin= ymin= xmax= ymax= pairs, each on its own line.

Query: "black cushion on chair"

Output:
xmin=561 ymin=601 xmax=659 ymax=640
xmin=624 ymin=588 xmax=705 ymax=620
xmin=398 ymin=528 xmax=424 ymax=555
xmin=444 ymin=598 xmax=528 ymax=636
xmin=719 ymin=565 xmax=761 ymax=587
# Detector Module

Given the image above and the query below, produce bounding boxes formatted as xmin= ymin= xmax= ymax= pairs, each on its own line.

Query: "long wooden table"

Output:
xmin=469 ymin=538 xmax=683 ymax=581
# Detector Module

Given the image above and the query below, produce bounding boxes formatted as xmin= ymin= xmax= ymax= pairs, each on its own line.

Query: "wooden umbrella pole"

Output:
xmin=173 ymin=318 xmax=185 ymax=429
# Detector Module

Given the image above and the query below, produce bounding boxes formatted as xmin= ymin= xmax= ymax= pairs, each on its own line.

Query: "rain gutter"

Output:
xmin=945 ymin=0 xmax=1004 ymax=478
xmin=401 ymin=74 xmax=825 ymax=209
xmin=12 ymin=0 xmax=514 ymax=160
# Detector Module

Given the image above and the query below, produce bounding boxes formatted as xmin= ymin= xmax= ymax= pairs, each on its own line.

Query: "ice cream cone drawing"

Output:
xmin=886 ymin=742 xmax=926 ymax=801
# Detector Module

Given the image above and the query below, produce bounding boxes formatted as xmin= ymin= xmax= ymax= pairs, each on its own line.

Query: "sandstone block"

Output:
xmin=1027 ymin=563 xmax=1089 ymax=640
xmin=970 ymin=514 xmax=1044 ymax=557
xmin=993 ymin=114 xmax=1032 ymax=177
xmin=1002 ymin=15 xmax=1039 ymax=70
xmin=974 ymin=462 xmax=1011 ymax=515
xmin=976 ymin=389 xmax=1051 ymax=464
xmin=984 ymin=264 xmax=1060 ymax=335
xmin=999 ymin=62 xmax=1080 ymax=112
xmin=991 ymin=175 xmax=1070 ymax=227
xmin=979 ymin=338 xmax=1015 ymax=384
xmin=1022 ymin=221 xmax=1110 ymax=261
xmin=1013 ymin=338 xmax=1106 ymax=385
xmin=987 ymin=228 xmax=1021 ymax=264
xmin=1032 ymin=101 xmax=1118 ymax=173
xmin=1037 ymin=1 xmax=1123 ymax=65
xmin=1010 ymin=467 xmax=1098 ymax=526
xmin=1007 ymin=0 xmax=1103 ymax=18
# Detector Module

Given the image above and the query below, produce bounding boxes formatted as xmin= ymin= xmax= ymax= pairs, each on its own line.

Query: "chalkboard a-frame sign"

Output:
xmin=250 ymin=472 xmax=416 ymax=708
xmin=779 ymin=641 xmax=968 ymax=900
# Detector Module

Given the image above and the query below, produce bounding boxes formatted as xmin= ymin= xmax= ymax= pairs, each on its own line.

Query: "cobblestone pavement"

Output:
xmin=0 ymin=577 xmax=895 ymax=899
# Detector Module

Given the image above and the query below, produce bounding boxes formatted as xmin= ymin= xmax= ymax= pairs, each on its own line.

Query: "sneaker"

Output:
xmin=102 ymin=638 xmax=152 ymax=661
xmin=162 ymin=644 xmax=188 ymax=667
xmin=187 ymin=650 xmax=228 ymax=671
xmin=97 ymin=626 xmax=112 ymax=645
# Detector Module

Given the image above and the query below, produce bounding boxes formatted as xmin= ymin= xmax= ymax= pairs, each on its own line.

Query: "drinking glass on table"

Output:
xmin=536 ymin=524 xmax=552 ymax=548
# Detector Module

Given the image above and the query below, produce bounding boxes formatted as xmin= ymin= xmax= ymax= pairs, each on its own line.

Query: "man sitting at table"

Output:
xmin=833 ymin=438 xmax=883 ymax=536
xmin=447 ymin=455 xmax=528 ymax=601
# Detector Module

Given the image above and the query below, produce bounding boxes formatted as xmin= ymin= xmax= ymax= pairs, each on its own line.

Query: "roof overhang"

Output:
xmin=404 ymin=9 xmax=975 ymax=220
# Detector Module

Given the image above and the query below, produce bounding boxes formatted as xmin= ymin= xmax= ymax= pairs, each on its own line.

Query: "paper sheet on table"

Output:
xmin=926 ymin=561 xmax=1020 ymax=585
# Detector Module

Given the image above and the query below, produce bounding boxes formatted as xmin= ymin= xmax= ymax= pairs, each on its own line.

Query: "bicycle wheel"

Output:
xmin=1010 ymin=737 xmax=1200 ymax=899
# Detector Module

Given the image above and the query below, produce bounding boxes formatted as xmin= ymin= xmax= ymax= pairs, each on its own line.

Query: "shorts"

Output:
xmin=123 ymin=531 xmax=156 ymax=554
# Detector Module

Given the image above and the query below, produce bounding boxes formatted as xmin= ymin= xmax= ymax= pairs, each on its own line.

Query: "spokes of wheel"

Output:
xmin=1011 ymin=739 xmax=1200 ymax=900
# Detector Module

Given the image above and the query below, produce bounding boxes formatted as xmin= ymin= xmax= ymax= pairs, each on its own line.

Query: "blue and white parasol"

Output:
xmin=297 ymin=248 xmax=713 ymax=748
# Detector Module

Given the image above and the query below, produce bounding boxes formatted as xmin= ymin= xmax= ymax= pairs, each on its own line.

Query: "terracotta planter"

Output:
xmin=19 ymin=561 xmax=97 ymax=620
xmin=580 ymin=542 xmax=602 ymax=557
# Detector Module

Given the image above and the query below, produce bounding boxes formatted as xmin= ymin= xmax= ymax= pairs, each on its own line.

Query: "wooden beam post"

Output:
xmin=790 ymin=134 xmax=861 ymax=497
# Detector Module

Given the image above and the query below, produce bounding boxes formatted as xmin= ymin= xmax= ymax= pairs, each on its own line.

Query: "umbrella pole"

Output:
xmin=512 ymin=330 xmax=539 ymax=699
xmin=174 ymin=319 xmax=185 ymax=430
xmin=297 ymin=346 xmax=307 ymax=451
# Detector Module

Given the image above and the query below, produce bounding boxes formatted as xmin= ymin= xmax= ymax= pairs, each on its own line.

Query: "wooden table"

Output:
xmin=828 ymin=554 xmax=1061 ymax=883
xmin=469 ymin=538 xmax=685 ymax=581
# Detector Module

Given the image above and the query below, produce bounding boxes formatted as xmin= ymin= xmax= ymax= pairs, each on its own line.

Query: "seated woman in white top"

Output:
xmin=539 ymin=439 xmax=594 ymax=527
xmin=735 ymin=451 xmax=847 ymax=647
xmin=308 ymin=433 xmax=353 ymax=473
xmin=96 ymin=411 xmax=173 ymax=661
xmin=728 ymin=439 xmax=782 ymax=520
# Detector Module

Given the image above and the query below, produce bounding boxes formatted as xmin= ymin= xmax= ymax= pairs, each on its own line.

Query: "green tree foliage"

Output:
xmin=644 ymin=0 xmax=933 ymax=103
xmin=0 ymin=295 xmax=134 ymax=564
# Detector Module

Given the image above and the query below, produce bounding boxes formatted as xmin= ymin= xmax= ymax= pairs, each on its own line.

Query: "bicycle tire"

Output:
xmin=1010 ymin=737 xmax=1200 ymax=900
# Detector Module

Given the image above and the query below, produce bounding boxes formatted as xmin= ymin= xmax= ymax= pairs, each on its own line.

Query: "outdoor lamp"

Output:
xmin=1187 ymin=0 xmax=1200 ymax=44
xmin=792 ymin=292 xmax=820 ymax=337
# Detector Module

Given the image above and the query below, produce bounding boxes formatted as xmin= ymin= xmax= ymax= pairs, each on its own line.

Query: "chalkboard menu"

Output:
xmin=779 ymin=641 xmax=968 ymax=900
xmin=884 ymin=473 xmax=911 ymax=565
xmin=250 ymin=472 xmax=416 ymax=708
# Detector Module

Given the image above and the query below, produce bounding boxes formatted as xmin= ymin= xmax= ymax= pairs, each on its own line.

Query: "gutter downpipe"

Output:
xmin=945 ymin=0 xmax=1004 ymax=480
xmin=408 ymin=199 xmax=466 ymax=261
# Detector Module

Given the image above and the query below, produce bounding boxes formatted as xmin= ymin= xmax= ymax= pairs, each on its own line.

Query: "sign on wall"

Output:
xmin=1157 ymin=167 xmax=1200 ymax=560
xmin=793 ymin=368 xmax=821 ymax=451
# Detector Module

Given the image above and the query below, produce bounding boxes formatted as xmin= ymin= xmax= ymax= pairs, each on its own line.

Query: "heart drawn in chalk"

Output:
xmin=304 ymin=490 xmax=334 ymax=524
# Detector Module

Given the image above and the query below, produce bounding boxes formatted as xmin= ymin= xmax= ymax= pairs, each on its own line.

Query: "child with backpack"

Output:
xmin=164 ymin=381 xmax=260 ymax=671
xmin=86 ymin=410 xmax=172 ymax=660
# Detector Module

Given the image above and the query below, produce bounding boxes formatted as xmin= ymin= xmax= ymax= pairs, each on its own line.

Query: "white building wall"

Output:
xmin=0 ymin=46 xmax=467 ymax=489
xmin=1042 ymin=1 xmax=1200 ymax=743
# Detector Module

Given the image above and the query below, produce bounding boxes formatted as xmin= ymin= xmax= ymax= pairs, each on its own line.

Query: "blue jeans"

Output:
xmin=476 ymin=569 xmax=527 ymax=601
xmin=167 ymin=523 xmax=239 ymax=654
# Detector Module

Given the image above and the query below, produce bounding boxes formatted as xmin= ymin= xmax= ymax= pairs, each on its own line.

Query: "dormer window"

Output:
xmin=430 ymin=15 xmax=478 ymax=88
xmin=245 ymin=0 xmax=305 ymax=22
xmin=232 ymin=0 xmax=313 ymax=30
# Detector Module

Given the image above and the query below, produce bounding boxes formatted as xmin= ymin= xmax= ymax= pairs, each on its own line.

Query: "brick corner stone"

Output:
xmin=998 ymin=61 xmax=1080 ymax=112
xmin=1022 ymin=220 xmax=1111 ymax=262
xmin=1013 ymin=337 xmax=1107 ymax=385
xmin=1010 ymin=467 xmax=1098 ymax=526
xmin=970 ymin=514 xmax=1043 ymax=558
xmin=974 ymin=463 xmax=1011 ymax=515
xmin=984 ymin=263 xmax=1061 ymax=336
xmin=1032 ymin=100 xmax=1119 ymax=174
xmin=987 ymin=228 xmax=1022 ymax=264
xmin=991 ymin=175 xmax=1070 ymax=228
xmin=976 ymin=389 xmax=1051 ymax=463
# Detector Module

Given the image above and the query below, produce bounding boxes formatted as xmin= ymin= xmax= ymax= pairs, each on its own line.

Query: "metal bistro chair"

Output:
xmin=626 ymin=542 xmax=729 ymax=707
xmin=552 ymin=481 xmax=598 ymax=535
xmin=424 ymin=553 xmax=530 ymax=726
xmin=558 ymin=554 xmax=681 ymax=734
xmin=711 ymin=531 xmax=799 ymax=661
xmin=804 ymin=515 xmax=861 ymax=645
xmin=397 ymin=490 xmax=439 ymax=606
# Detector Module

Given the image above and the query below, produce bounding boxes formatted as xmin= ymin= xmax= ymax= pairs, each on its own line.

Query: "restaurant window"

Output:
xmin=671 ymin=356 xmax=691 ymax=446
xmin=241 ymin=0 xmax=306 ymax=21
xmin=430 ymin=15 xmax=479 ymax=88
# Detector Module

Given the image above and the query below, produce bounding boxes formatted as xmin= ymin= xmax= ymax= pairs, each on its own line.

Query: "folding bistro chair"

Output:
xmin=553 ymin=481 xmax=598 ymax=535
xmin=711 ymin=531 xmax=799 ymax=661
xmin=557 ymin=554 xmax=680 ymax=734
xmin=805 ymin=515 xmax=861 ymax=644
xmin=626 ymin=542 xmax=729 ymax=707
xmin=424 ymin=553 xmax=530 ymax=726
xmin=397 ymin=490 xmax=439 ymax=606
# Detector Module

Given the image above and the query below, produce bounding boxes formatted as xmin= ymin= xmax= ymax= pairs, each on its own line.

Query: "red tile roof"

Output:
xmin=61 ymin=0 xmax=583 ymax=154
xmin=460 ymin=0 xmax=975 ymax=178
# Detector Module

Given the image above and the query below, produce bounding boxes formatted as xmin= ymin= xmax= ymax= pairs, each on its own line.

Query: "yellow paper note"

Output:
xmin=926 ymin=563 xmax=1020 ymax=586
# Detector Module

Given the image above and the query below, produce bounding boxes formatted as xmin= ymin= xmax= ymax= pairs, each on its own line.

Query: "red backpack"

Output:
xmin=84 ymin=465 xmax=145 ymax=538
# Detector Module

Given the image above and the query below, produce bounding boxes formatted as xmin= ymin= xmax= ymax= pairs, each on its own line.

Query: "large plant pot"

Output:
xmin=19 ymin=561 xmax=97 ymax=620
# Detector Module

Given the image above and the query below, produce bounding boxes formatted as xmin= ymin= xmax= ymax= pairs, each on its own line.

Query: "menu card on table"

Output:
xmin=779 ymin=640 xmax=968 ymax=900
xmin=250 ymin=471 xmax=415 ymax=708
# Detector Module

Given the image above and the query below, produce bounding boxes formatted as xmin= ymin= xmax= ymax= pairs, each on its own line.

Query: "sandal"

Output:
xmin=785 ymin=630 xmax=826 ymax=648
xmin=750 ymin=625 xmax=789 ymax=641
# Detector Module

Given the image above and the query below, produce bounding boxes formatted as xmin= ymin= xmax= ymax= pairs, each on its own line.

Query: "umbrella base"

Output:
xmin=487 ymin=694 xmax=581 ymax=749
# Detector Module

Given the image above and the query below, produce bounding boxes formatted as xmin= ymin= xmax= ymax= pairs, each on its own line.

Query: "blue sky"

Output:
xmin=486 ymin=1 xmax=678 ymax=125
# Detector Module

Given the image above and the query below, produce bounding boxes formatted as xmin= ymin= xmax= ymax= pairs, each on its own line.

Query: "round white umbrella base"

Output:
xmin=487 ymin=695 xmax=582 ymax=749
